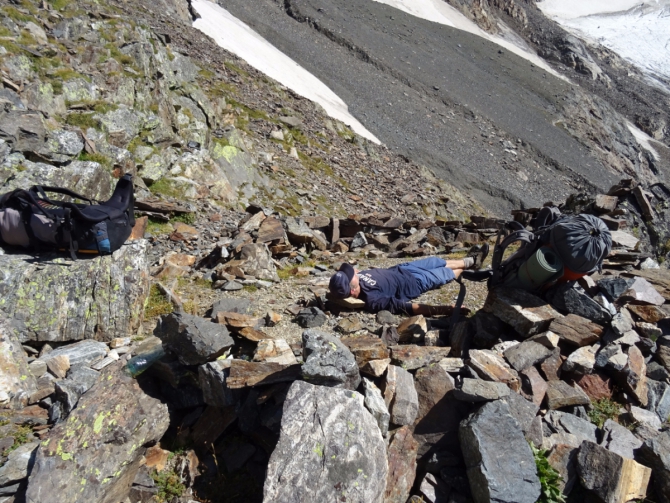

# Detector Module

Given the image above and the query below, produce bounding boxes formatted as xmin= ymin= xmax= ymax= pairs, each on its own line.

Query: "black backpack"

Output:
xmin=0 ymin=173 xmax=135 ymax=258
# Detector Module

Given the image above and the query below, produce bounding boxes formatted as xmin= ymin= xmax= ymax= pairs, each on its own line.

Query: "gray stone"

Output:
xmin=39 ymin=340 xmax=108 ymax=368
xmin=418 ymin=472 xmax=450 ymax=503
xmin=611 ymin=308 xmax=635 ymax=336
xmin=62 ymin=78 xmax=97 ymax=103
xmin=42 ymin=129 xmax=84 ymax=163
xmin=627 ymin=406 xmax=662 ymax=430
xmin=647 ymin=380 xmax=670 ymax=424
xmin=154 ymin=312 xmax=234 ymax=366
xmin=263 ymin=381 xmax=388 ymax=503
xmin=296 ymin=307 xmax=327 ymax=328
xmin=503 ymin=391 xmax=540 ymax=442
xmin=647 ymin=362 xmax=669 ymax=381
xmin=0 ymin=110 xmax=45 ymax=154
xmin=351 ymin=231 xmax=368 ymax=249
xmin=302 ymin=329 xmax=361 ymax=390
xmin=637 ymin=322 xmax=663 ymax=340
xmin=576 ymin=441 xmax=651 ymax=503
xmin=562 ymin=345 xmax=597 ymax=374
xmin=222 ymin=280 xmax=243 ymax=291
xmin=600 ymin=419 xmax=642 ymax=459
xmin=459 ymin=400 xmax=541 ymax=503
xmin=545 ymin=381 xmax=591 ymax=409
xmin=595 ymin=344 xmax=628 ymax=372
xmin=0 ymin=441 xmax=38 ymax=486
xmin=25 ymin=367 xmax=170 ymax=503
xmin=620 ymin=277 xmax=665 ymax=306
xmin=285 ymin=217 xmax=328 ymax=251
xmin=483 ymin=288 xmax=561 ymax=337
xmin=210 ymin=298 xmax=251 ymax=318
xmin=239 ymin=243 xmax=279 ymax=282
xmin=54 ymin=366 xmax=100 ymax=415
xmin=546 ymin=282 xmax=612 ymax=324
xmin=390 ymin=366 xmax=419 ymax=426
xmin=454 ymin=378 xmax=510 ymax=402
xmin=637 ymin=431 xmax=670 ymax=503
xmin=198 ymin=360 xmax=238 ymax=408
xmin=0 ymin=240 xmax=149 ymax=342
xmin=27 ymin=360 xmax=46 ymax=378
xmin=503 ymin=340 xmax=552 ymax=372
xmin=376 ymin=310 xmax=396 ymax=325
xmin=363 ymin=378 xmax=390 ymax=436
xmin=597 ymin=277 xmax=635 ymax=303
xmin=545 ymin=410 xmax=598 ymax=444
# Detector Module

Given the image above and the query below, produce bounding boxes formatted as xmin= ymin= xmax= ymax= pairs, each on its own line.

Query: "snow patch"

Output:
xmin=627 ymin=122 xmax=660 ymax=160
xmin=537 ymin=0 xmax=670 ymax=91
xmin=191 ymin=0 xmax=380 ymax=144
xmin=371 ymin=0 xmax=565 ymax=79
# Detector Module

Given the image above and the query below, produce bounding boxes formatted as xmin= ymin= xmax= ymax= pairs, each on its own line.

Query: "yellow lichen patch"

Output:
xmin=93 ymin=413 xmax=105 ymax=434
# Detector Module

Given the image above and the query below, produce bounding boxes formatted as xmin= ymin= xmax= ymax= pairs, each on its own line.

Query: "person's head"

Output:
xmin=329 ymin=263 xmax=360 ymax=299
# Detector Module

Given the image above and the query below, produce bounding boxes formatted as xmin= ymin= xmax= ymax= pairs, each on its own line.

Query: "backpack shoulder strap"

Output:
xmin=490 ymin=227 xmax=536 ymax=287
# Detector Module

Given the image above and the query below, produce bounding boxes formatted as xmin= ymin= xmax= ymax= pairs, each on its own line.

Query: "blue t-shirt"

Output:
xmin=358 ymin=266 xmax=422 ymax=314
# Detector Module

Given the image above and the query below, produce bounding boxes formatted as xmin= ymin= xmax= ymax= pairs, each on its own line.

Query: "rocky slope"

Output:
xmin=2 ymin=0 xmax=670 ymax=502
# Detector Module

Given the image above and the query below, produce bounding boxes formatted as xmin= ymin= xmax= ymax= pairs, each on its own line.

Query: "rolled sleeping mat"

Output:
xmin=517 ymin=246 xmax=563 ymax=291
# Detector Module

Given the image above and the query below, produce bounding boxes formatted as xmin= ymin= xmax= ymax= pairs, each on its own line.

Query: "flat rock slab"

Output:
xmin=503 ymin=340 xmax=552 ymax=372
xmin=38 ymin=340 xmax=108 ymax=368
xmin=468 ymin=349 xmax=520 ymax=391
xmin=454 ymin=378 xmax=510 ymax=402
xmin=0 ymin=240 xmax=150 ymax=342
xmin=483 ymin=288 xmax=561 ymax=337
xmin=384 ymin=426 xmax=418 ymax=503
xmin=600 ymin=419 xmax=642 ymax=460
xmin=546 ymin=282 xmax=612 ymax=324
xmin=619 ymin=277 xmax=665 ymax=306
xmin=549 ymin=314 xmax=604 ymax=347
xmin=341 ymin=337 xmax=389 ymax=367
xmin=302 ymin=329 xmax=361 ymax=389
xmin=390 ymin=345 xmax=451 ymax=370
xmin=637 ymin=432 xmax=670 ymax=503
xmin=155 ymin=312 xmax=234 ymax=366
xmin=25 ymin=365 xmax=170 ymax=503
xmin=227 ymin=360 xmax=301 ymax=389
xmin=545 ymin=381 xmax=590 ymax=409
xmin=263 ymin=381 xmax=388 ymax=503
xmin=576 ymin=441 xmax=651 ymax=503
xmin=390 ymin=366 xmax=419 ymax=426
xmin=459 ymin=400 xmax=541 ymax=503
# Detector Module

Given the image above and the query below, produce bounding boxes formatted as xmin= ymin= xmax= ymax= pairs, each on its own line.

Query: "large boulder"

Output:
xmin=0 ymin=240 xmax=150 ymax=342
xmin=637 ymin=431 xmax=670 ymax=503
xmin=154 ymin=311 xmax=234 ymax=366
xmin=459 ymin=400 xmax=541 ymax=503
xmin=263 ymin=381 xmax=388 ymax=503
xmin=25 ymin=364 xmax=170 ymax=503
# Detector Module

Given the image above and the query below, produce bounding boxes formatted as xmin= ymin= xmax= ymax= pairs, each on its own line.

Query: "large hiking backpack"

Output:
xmin=487 ymin=207 xmax=612 ymax=293
xmin=0 ymin=173 xmax=135 ymax=258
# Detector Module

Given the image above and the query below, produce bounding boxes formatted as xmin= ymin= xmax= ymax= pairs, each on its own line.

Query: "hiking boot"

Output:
xmin=467 ymin=243 xmax=489 ymax=270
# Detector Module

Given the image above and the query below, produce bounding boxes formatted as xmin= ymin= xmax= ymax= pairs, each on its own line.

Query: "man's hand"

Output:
xmin=411 ymin=304 xmax=470 ymax=317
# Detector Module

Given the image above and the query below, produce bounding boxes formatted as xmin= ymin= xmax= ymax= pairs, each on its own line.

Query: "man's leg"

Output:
xmin=446 ymin=259 xmax=466 ymax=270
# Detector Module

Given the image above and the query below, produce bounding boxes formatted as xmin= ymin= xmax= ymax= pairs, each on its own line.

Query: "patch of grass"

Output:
xmin=242 ymin=284 xmax=258 ymax=293
xmin=225 ymin=61 xmax=249 ymax=78
xmin=148 ymin=178 xmax=181 ymax=198
xmin=2 ymin=6 xmax=33 ymax=22
xmin=588 ymin=398 xmax=620 ymax=428
xmin=65 ymin=112 xmax=100 ymax=130
xmin=77 ymin=152 xmax=111 ymax=169
xmin=151 ymin=469 xmax=185 ymax=503
xmin=531 ymin=443 xmax=565 ymax=503
xmin=144 ymin=284 xmax=173 ymax=319
xmin=52 ymin=68 xmax=89 ymax=82
xmin=198 ymin=68 xmax=215 ymax=80
xmin=52 ymin=0 xmax=73 ymax=10
xmin=172 ymin=212 xmax=196 ymax=225
xmin=93 ymin=102 xmax=118 ymax=114
xmin=146 ymin=217 xmax=172 ymax=236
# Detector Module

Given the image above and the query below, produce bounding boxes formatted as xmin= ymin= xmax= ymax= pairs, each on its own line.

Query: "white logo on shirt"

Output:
xmin=359 ymin=273 xmax=377 ymax=287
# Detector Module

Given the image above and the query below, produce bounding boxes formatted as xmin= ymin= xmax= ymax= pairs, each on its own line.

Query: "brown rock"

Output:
xmin=170 ymin=222 xmax=199 ymax=241
xmin=397 ymin=315 xmax=427 ymax=343
xmin=336 ymin=317 xmax=364 ymax=334
xmin=325 ymin=292 xmax=365 ymax=309
xmin=545 ymin=381 xmax=590 ymax=409
xmin=549 ymin=314 xmax=603 ymax=347
xmin=227 ymin=360 xmax=301 ymax=388
xmin=239 ymin=211 xmax=266 ymax=232
xmin=628 ymin=304 xmax=666 ymax=323
xmin=620 ymin=277 xmax=665 ymax=306
xmin=257 ymin=217 xmax=287 ymax=244
xmin=331 ymin=241 xmax=349 ymax=253
xmin=574 ymin=372 xmax=613 ymax=401
xmin=341 ymin=337 xmax=389 ymax=367
xmin=46 ymin=354 xmax=70 ymax=379
xmin=361 ymin=358 xmax=391 ymax=377
xmin=594 ymin=195 xmax=619 ymax=214
xmin=265 ymin=311 xmax=282 ymax=327
xmin=144 ymin=446 xmax=170 ymax=472
xmin=390 ymin=345 xmax=451 ymax=371
xmin=483 ymin=288 xmax=561 ymax=337
xmin=413 ymin=364 xmax=455 ymax=427
xmin=253 ymin=339 xmax=297 ymax=365
xmin=237 ymin=327 xmax=269 ymax=343
xmin=624 ymin=269 xmax=670 ymax=302
xmin=520 ymin=366 xmax=548 ymax=406
xmin=215 ymin=312 xmax=263 ymax=329
xmin=384 ymin=426 xmax=419 ymax=503
xmin=618 ymin=346 xmax=648 ymax=406
xmin=540 ymin=348 xmax=563 ymax=381
xmin=547 ymin=444 xmax=578 ymax=495
xmin=633 ymin=186 xmax=654 ymax=221
xmin=468 ymin=349 xmax=520 ymax=391
xmin=129 ymin=216 xmax=148 ymax=240
xmin=383 ymin=365 xmax=397 ymax=408
xmin=449 ymin=320 xmax=472 ymax=358
xmin=190 ymin=405 xmax=237 ymax=448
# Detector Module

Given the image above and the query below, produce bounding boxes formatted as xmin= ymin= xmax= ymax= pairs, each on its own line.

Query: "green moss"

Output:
xmin=77 ymin=152 xmax=112 ymax=170
xmin=5 ymin=425 xmax=33 ymax=455
xmin=145 ymin=217 xmax=172 ymax=236
xmin=52 ymin=0 xmax=73 ymax=11
xmin=65 ymin=112 xmax=100 ymax=130
xmin=2 ymin=6 xmax=33 ymax=22
xmin=93 ymin=102 xmax=118 ymax=114
xmin=171 ymin=212 xmax=196 ymax=225
xmin=52 ymin=68 xmax=89 ymax=82
xmin=148 ymin=178 xmax=181 ymax=198
xmin=144 ymin=284 xmax=173 ymax=319
xmin=588 ymin=398 xmax=621 ymax=428
xmin=225 ymin=61 xmax=249 ymax=78
xmin=151 ymin=469 xmax=185 ymax=502
xmin=198 ymin=68 xmax=215 ymax=80
xmin=242 ymin=284 xmax=258 ymax=293
xmin=531 ymin=443 xmax=565 ymax=503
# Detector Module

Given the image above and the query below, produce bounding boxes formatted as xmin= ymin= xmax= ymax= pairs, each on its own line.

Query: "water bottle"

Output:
xmin=124 ymin=345 xmax=166 ymax=378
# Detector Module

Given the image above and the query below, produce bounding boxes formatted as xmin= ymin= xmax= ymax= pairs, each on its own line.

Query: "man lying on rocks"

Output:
xmin=328 ymin=246 xmax=488 ymax=316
